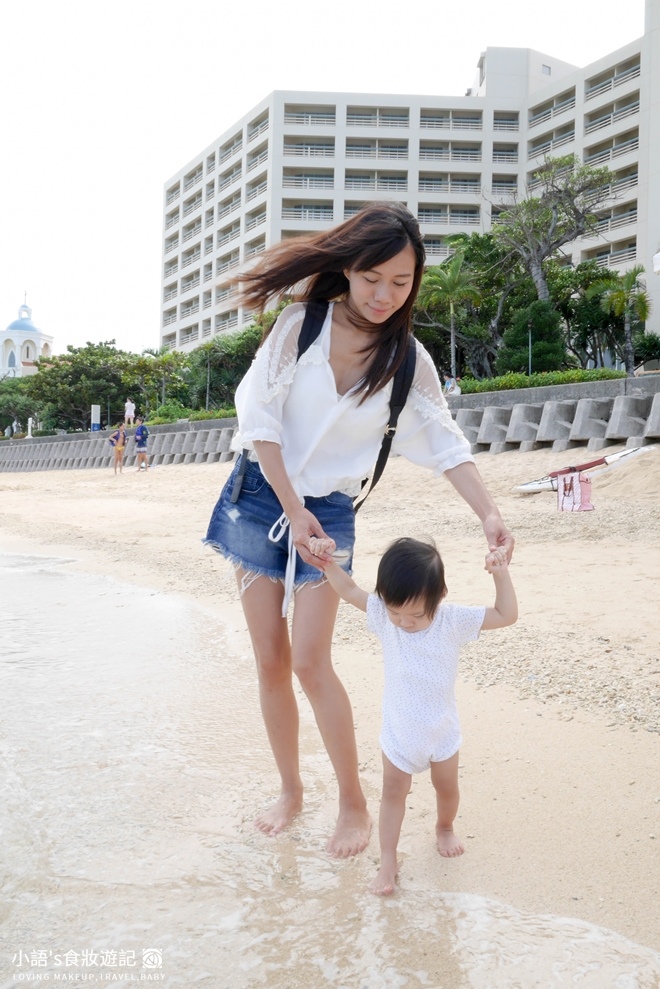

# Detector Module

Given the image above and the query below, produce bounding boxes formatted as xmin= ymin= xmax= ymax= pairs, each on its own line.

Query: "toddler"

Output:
xmin=310 ymin=535 xmax=518 ymax=895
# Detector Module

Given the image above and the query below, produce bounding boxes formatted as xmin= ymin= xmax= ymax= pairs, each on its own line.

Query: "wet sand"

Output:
xmin=1 ymin=445 xmax=659 ymax=969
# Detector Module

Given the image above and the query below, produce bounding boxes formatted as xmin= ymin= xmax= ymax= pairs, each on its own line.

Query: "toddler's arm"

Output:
xmin=481 ymin=548 xmax=518 ymax=630
xmin=309 ymin=538 xmax=368 ymax=613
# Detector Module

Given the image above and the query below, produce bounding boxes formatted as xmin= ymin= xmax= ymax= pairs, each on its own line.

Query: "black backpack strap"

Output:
xmin=354 ymin=337 xmax=417 ymax=513
xmin=230 ymin=301 xmax=330 ymax=503
xmin=297 ymin=299 xmax=329 ymax=358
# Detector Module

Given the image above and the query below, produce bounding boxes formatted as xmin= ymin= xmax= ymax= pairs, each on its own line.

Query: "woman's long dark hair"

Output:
xmin=239 ymin=201 xmax=425 ymax=398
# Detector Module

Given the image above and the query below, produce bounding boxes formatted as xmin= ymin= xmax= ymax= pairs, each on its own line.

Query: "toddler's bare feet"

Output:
xmin=436 ymin=827 xmax=465 ymax=857
xmin=326 ymin=807 xmax=372 ymax=858
xmin=255 ymin=792 xmax=303 ymax=836
xmin=369 ymin=862 xmax=398 ymax=896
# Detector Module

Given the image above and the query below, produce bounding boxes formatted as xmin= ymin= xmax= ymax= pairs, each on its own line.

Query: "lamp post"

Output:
xmin=528 ymin=317 xmax=532 ymax=376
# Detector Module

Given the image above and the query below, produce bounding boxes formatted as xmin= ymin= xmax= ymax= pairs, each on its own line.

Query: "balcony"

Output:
xmin=165 ymin=211 xmax=179 ymax=230
xmin=284 ymin=109 xmax=336 ymax=126
xmin=179 ymin=325 xmax=199 ymax=346
xmin=166 ymin=185 xmax=180 ymax=205
xmin=282 ymin=205 xmax=333 ymax=221
xmin=584 ymin=98 xmax=640 ymax=135
xmin=219 ymin=164 xmax=242 ymax=191
xmin=217 ymin=222 xmax=240 ymax=247
xmin=493 ymin=114 xmax=519 ymax=132
xmin=162 ymin=308 xmax=177 ymax=326
xmin=423 ymin=239 xmax=451 ymax=259
xmin=247 ymin=178 xmax=268 ymax=201
xmin=346 ymin=140 xmax=408 ymax=159
xmin=245 ymin=237 xmax=266 ymax=259
xmin=492 ymin=182 xmax=517 ymax=197
xmin=585 ymin=61 xmax=641 ymax=101
xmin=218 ymin=193 xmax=241 ymax=220
xmin=181 ymin=249 xmax=201 ymax=269
xmin=584 ymin=134 xmax=639 ymax=166
xmin=594 ymin=245 xmax=637 ymax=268
xmin=492 ymin=147 xmax=518 ymax=163
xmin=248 ymin=114 xmax=269 ymax=142
xmin=220 ymin=134 xmax=243 ymax=164
xmin=347 ymin=107 xmax=409 ymax=128
xmin=183 ymin=193 xmax=202 ymax=217
xmin=163 ymin=284 xmax=178 ymax=302
xmin=217 ymin=252 xmax=240 ymax=275
xmin=182 ymin=220 xmax=202 ymax=243
xmin=245 ymin=210 xmax=267 ymax=231
xmin=528 ymin=91 xmax=576 ymax=128
xmin=180 ymin=298 xmax=200 ymax=319
xmin=419 ymin=111 xmax=483 ymax=131
xmin=183 ymin=165 xmax=203 ymax=191
xmin=164 ymin=260 xmax=178 ymax=278
xmin=164 ymin=234 xmax=179 ymax=254
xmin=282 ymin=172 xmax=333 ymax=189
xmin=247 ymin=148 xmax=268 ymax=172
xmin=284 ymin=141 xmax=334 ymax=158
xmin=216 ymin=283 xmax=237 ymax=303
xmin=215 ymin=311 xmax=239 ymax=333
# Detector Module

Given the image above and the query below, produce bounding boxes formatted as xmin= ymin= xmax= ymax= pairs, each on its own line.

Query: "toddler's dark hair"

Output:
xmin=375 ymin=537 xmax=447 ymax=618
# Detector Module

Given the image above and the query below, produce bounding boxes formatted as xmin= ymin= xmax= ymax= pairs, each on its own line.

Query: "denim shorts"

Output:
xmin=203 ymin=456 xmax=355 ymax=587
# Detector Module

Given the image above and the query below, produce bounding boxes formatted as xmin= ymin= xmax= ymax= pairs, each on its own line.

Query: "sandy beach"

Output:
xmin=1 ymin=444 xmax=659 ymax=983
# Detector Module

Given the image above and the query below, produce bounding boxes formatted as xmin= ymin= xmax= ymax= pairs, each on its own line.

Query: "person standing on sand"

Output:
xmin=203 ymin=202 xmax=514 ymax=859
xmin=134 ymin=417 xmax=149 ymax=471
xmin=109 ymin=424 xmax=127 ymax=475
xmin=124 ymin=398 xmax=136 ymax=426
xmin=311 ymin=535 xmax=517 ymax=895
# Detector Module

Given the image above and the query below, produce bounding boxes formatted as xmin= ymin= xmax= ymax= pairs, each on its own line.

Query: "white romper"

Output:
xmin=367 ymin=594 xmax=485 ymax=774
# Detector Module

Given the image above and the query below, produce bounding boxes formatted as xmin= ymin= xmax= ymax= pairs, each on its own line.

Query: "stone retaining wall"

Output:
xmin=3 ymin=384 xmax=660 ymax=473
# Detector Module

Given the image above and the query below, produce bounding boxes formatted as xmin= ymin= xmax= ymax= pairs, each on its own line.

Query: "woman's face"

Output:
xmin=344 ymin=244 xmax=417 ymax=325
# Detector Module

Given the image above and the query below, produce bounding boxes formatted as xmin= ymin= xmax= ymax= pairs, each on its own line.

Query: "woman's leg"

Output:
xmin=291 ymin=580 xmax=371 ymax=858
xmin=238 ymin=570 xmax=303 ymax=834
xmin=430 ymin=752 xmax=464 ymax=857
xmin=370 ymin=754 xmax=411 ymax=895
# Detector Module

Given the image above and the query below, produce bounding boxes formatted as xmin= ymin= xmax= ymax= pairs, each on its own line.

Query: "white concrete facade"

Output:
xmin=161 ymin=0 xmax=660 ymax=353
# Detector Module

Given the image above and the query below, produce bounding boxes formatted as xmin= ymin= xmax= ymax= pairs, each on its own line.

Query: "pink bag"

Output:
xmin=557 ymin=471 xmax=594 ymax=512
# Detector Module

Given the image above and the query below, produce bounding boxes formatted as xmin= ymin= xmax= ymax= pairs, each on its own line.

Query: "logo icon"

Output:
xmin=142 ymin=949 xmax=163 ymax=969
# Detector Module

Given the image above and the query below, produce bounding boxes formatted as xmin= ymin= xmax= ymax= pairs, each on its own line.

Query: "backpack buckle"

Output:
xmin=384 ymin=425 xmax=397 ymax=438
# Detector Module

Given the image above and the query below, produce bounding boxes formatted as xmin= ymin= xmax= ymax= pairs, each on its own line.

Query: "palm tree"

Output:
xmin=417 ymin=253 xmax=481 ymax=377
xmin=586 ymin=265 xmax=651 ymax=375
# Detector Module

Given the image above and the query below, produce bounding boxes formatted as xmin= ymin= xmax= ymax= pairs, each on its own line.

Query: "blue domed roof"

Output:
xmin=6 ymin=317 xmax=40 ymax=334
xmin=4 ymin=303 xmax=42 ymax=336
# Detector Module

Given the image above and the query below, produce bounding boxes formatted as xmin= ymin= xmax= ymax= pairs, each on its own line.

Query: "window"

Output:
xmin=542 ymin=65 xmax=551 ymax=76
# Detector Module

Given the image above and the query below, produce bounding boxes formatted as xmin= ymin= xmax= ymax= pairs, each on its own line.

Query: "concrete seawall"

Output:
xmin=3 ymin=377 xmax=660 ymax=473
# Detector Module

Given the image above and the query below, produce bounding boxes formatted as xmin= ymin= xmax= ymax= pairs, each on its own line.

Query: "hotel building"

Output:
xmin=160 ymin=0 xmax=659 ymax=352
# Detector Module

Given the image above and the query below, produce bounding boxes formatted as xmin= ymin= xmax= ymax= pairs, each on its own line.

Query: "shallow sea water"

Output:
xmin=1 ymin=551 xmax=659 ymax=989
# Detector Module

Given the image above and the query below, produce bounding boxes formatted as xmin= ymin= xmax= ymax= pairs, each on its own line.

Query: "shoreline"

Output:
xmin=1 ymin=448 xmax=659 ymax=952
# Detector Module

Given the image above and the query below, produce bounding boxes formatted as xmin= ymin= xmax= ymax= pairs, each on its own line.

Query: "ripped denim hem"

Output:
xmin=202 ymin=538 xmax=338 ymax=598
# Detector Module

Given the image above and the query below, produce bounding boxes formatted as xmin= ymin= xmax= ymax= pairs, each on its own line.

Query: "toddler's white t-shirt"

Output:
xmin=367 ymin=594 xmax=485 ymax=774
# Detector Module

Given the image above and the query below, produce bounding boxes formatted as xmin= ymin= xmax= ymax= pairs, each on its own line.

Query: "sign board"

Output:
xmin=91 ymin=404 xmax=101 ymax=432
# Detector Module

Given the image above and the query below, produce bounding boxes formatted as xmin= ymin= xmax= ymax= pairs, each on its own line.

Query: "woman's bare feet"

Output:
xmin=326 ymin=806 xmax=372 ymax=858
xmin=255 ymin=791 xmax=303 ymax=835
xmin=369 ymin=860 xmax=398 ymax=896
xmin=436 ymin=827 xmax=465 ymax=857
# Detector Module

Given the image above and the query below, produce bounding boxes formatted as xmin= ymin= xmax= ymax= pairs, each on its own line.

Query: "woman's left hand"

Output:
xmin=483 ymin=514 xmax=515 ymax=562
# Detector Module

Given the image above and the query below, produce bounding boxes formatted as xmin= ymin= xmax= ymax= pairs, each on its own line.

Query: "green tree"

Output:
xmin=123 ymin=349 xmax=190 ymax=414
xmin=29 ymin=341 xmax=128 ymax=430
xmin=495 ymin=300 xmax=568 ymax=375
xmin=586 ymin=265 xmax=651 ymax=375
xmin=546 ymin=259 xmax=621 ymax=369
xmin=492 ymin=154 xmax=613 ymax=302
xmin=0 ymin=377 xmax=39 ymax=433
xmin=633 ymin=330 xmax=660 ymax=368
xmin=416 ymin=253 xmax=481 ymax=377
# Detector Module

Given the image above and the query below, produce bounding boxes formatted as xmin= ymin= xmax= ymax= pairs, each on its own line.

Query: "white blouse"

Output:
xmin=233 ymin=301 xmax=473 ymax=499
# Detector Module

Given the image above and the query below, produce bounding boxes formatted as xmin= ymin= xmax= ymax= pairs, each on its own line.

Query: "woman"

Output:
xmin=204 ymin=203 xmax=513 ymax=858
xmin=109 ymin=424 xmax=127 ymax=475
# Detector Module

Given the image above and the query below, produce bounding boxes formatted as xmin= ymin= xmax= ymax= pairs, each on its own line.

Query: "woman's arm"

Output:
xmin=253 ymin=440 xmax=334 ymax=567
xmin=444 ymin=461 xmax=514 ymax=560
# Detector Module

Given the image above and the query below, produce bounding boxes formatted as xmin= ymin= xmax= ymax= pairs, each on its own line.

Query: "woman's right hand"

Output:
xmin=289 ymin=506 xmax=335 ymax=568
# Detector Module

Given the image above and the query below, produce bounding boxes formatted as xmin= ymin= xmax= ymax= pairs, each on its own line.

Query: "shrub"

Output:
xmin=188 ymin=408 xmax=237 ymax=421
xmin=459 ymin=367 xmax=626 ymax=394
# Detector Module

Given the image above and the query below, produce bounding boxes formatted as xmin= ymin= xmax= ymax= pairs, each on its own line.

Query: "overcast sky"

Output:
xmin=0 ymin=0 xmax=646 ymax=355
